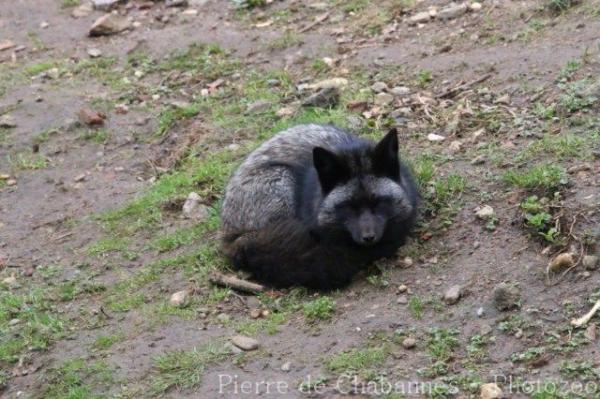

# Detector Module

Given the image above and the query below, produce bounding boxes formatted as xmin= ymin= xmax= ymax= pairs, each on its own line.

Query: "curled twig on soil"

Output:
xmin=571 ymin=300 xmax=600 ymax=328
xmin=435 ymin=74 xmax=492 ymax=99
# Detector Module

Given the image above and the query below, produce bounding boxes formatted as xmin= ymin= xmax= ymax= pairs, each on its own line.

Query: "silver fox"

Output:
xmin=221 ymin=124 xmax=419 ymax=289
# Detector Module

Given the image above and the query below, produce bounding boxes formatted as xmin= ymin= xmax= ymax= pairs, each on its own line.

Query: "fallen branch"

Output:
xmin=299 ymin=11 xmax=332 ymax=33
xmin=209 ymin=271 xmax=265 ymax=294
xmin=571 ymin=299 xmax=600 ymax=328
xmin=436 ymin=73 xmax=492 ymax=99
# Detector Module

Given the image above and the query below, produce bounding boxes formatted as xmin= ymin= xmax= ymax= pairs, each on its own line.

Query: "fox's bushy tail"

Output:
xmin=221 ymin=220 xmax=363 ymax=289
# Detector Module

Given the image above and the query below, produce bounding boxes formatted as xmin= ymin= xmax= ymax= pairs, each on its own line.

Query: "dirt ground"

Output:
xmin=1 ymin=0 xmax=599 ymax=398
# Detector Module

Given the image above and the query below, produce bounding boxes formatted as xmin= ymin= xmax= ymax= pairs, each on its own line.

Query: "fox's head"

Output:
xmin=313 ymin=128 xmax=415 ymax=246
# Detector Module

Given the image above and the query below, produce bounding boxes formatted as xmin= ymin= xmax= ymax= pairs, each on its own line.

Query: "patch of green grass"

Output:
xmin=79 ymin=129 xmax=110 ymax=144
xmin=303 ymin=296 xmax=335 ymax=320
xmin=0 ymin=290 xmax=66 ymax=364
xmin=9 ymin=153 xmax=48 ymax=170
xmin=231 ymin=0 xmax=266 ymax=9
xmin=105 ymin=292 xmax=147 ymax=313
xmin=87 ymin=236 xmax=132 ymax=257
xmin=559 ymin=79 xmax=598 ymax=113
xmin=150 ymin=210 xmax=219 ymax=253
xmin=235 ymin=312 xmax=287 ymax=336
xmin=43 ymin=359 xmax=114 ymax=399
xmin=416 ymin=69 xmax=432 ymax=88
xmin=427 ymin=328 xmax=459 ymax=362
xmin=24 ymin=61 xmax=57 ymax=77
xmin=326 ymin=346 xmax=388 ymax=375
xmin=155 ymin=104 xmax=200 ymax=137
xmin=150 ymin=343 xmax=231 ymax=394
xmin=511 ymin=346 xmax=545 ymax=363
xmin=158 ymin=43 xmax=239 ymax=82
xmin=268 ymin=31 xmax=301 ymax=51
xmin=93 ymin=333 xmax=124 ymax=350
xmin=557 ymin=59 xmax=581 ymax=81
xmin=533 ymin=102 xmax=556 ymax=120
xmin=503 ymin=164 xmax=567 ymax=192
xmin=519 ymin=195 xmax=563 ymax=244
xmin=433 ymin=174 xmax=467 ymax=206
xmin=408 ymin=296 xmax=424 ymax=319
xmin=546 ymin=0 xmax=579 ymax=13
xmin=61 ymin=0 xmax=81 ymax=8
xmin=343 ymin=0 xmax=371 ymax=13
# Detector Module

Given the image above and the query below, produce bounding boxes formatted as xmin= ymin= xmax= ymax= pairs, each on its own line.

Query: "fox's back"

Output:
xmin=221 ymin=124 xmax=358 ymax=234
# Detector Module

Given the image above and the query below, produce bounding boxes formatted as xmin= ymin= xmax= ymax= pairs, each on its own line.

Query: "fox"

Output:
xmin=220 ymin=124 xmax=419 ymax=290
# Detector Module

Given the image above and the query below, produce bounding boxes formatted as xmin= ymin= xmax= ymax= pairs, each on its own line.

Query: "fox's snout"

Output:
xmin=354 ymin=210 xmax=384 ymax=246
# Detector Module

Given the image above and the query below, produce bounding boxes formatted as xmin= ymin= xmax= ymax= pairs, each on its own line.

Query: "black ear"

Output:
xmin=313 ymin=147 xmax=348 ymax=193
xmin=372 ymin=128 xmax=400 ymax=180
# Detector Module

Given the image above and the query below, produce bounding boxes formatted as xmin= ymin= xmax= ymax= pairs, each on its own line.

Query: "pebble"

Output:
xmin=87 ymin=48 xmax=103 ymax=58
xmin=305 ymin=77 xmax=348 ymax=91
xmin=217 ymin=313 xmax=231 ymax=323
xmin=2 ymin=275 xmax=17 ymax=286
xmin=493 ymin=283 xmax=521 ymax=311
xmin=40 ymin=21 xmax=49 ymax=29
xmin=397 ymin=295 xmax=408 ymax=305
xmin=92 ymin=0 xmax=122 ymax=11
xmin=443 ymin=285 xmax=462 ymax=305
xmin=427 ymin=133 xmax=446 ymax=141
xmin=0 ymin=114 xmax=17 ymax=128
xmin=480 ymin=383 xmax=502 ymax=399
xmin=166 ymin=0 xmax=188 ymax=6
xmin=471 ymin=155 xmax=486 ymax=165
xmin=374 ymin=92 xmax=394 ymax=106
xmin=9 ymin=318 xmax=20 ymax=326
xmin=281 ymin=361 xmax=292 ymax=372
xmin=475 ymin=205 xmax=495 ymax=220
xmin=302 ymin=87 xmax=340 ymax=108
xmin=408 ymin=11 xmax=431 ymax=25
xmin=583 ymin=255 xmax=598 ymax=270
xmin=249 ymin=309 xmax=262 ymax=319
xmin=390 ymin=86 xmax=411 ymax=97
xmin=78 ymin=108 xmax=105 ymax=126
xmin=585 ymin=324 xmax=597 ymax=341
xmin=437 ymin=3 xmax=468 ymax=20
xmin=182 ymin=192 xmax=209 ymax=221
xmin=397 ymin=284 xmax=408 ymax=293
xmin=370 ymin=81 xmax=388 ymax=93
xmin=245 ymin=100 xmax=272 ymax=114
xmin=276 ymin=105 xmax=297 ymax=117
xmin=402 ymin=337 xmax=416 ymax=349
xmin=182 ymin=9 xmax=199 ymax=16
xmin=231 ymin=335 xmax=259 ymax=351
xmin=169 ymin=290 xmax=189 ymax=308
xmin=476 ymin=307 xmax=484 ymax=317
xmin=495 ymin=94 xmax=510 ymax=104
xmin=548 ymin=252 xmax=574 ymax=272
xmin=469 ymin=2 xmax=482 ymax=11
xmin=89 ymin=14 xmax=131 ymax=37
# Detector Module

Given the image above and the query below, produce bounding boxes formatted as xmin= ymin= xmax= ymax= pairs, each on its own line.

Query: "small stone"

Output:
xmin=40 ymin=21 xmax=50 ymax=29
xmin=224 ymin=342 xmax=243 ymax=354
xmin=276 ymin=105 xmax=297 ymax=117
xmin=71 ymin=2 xmax=93 ymax=18
xmin=585 ymin=324 xmax=597 ymax=341
xmin=281 ymin=361 xmax=292 ymax=371
xmin=6 ymin=179 xmax=17 ymax=186
xmin=92 ymin=0 xmax=122 ymax=11
xmin=87 ymin=48 xmax=102 ymax=58
xmin=397 ymin=295 xmax=408 ymax=305
xmin=306 ymin=78 xmax=348 ymax=91
xmin=408 ymin=11 xmax=431 ymax=25
xmin=302 ymin=87 xmax=340 ymax=108
xmin=583 ymin=255 xmax=599 ymax=270
xmin=217 ymin=313 xmax=231 ymax=323
xmin=182 ymin=192 xmax=210 ymax=221
xmin=166 ymin=0 xmax=188 ymax=6
xmin=449 ymin=140 xmax=462 ymax=153
xmin=2 ymin=275 xmax=17 ymax=286
xmin=74 ymin=173 xmax=87 ymax=182
xmin=249 ymin=309 xmax=261 ymax=319
xmin=427 ymin=133 xmax=446 ymax=141
xmin=231 ymin=335 xmax=259 ymax=351
xmin=245 ymin=100 xmax=272 ymax=114
xmin=438 ymin=3 xmax=468 ymax=20
xmin=78 ymin=108 xmax=105 ymax=126
xmin=480 ymin=383 xmax=502 ymax=399
xmin=493 ymin=283 xmax=521 ymax=311
xmin=0 ymin=115 xmax=17 ymax=128
xmin=475 ymin=205 xmax=495 ymax=220
xmin=370 ymin=81 xmax=388 ymax=93
xmin=495 ymin=94 xmax=510 ymax=104
xmin=397 ymin=284 xmax=408 ymax=293
xmin=0 ymin=40 xmax=16 ymax=52
xmin=169 ymin=290 xmax=189 ymax=308
xmin=548 ymin=252 xmax=575 ymax=272
xmin=9 ymin=318 xmax=20 ymax=326
xmin=402 ymin=337 xmax=417 ymax=349
xmin=182 ymin=8 xmax=198 ymax=15
xmin=374 ymin=92 xmax=394 ymax=106
xmin=476 ymin=307 xmax=484 ymax=317
xmin=89 ymin=14 xmax=131 ymax=37
xmin=23 ymin=268 xmax=34 ymax=277
xmin=469 ymin=2 xmax=482 ymax=11
xmin=444 ymin=285 xmax=462 ymax=304
xmin=390 ymin=86 xmax=411 ymax=97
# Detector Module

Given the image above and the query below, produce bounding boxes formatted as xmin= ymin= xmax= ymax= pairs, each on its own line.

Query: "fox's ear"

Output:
xmin=313 ymin=147 xmax=348 ymax=193
xmin=372 ymin=128 xmax=400 ymax=180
